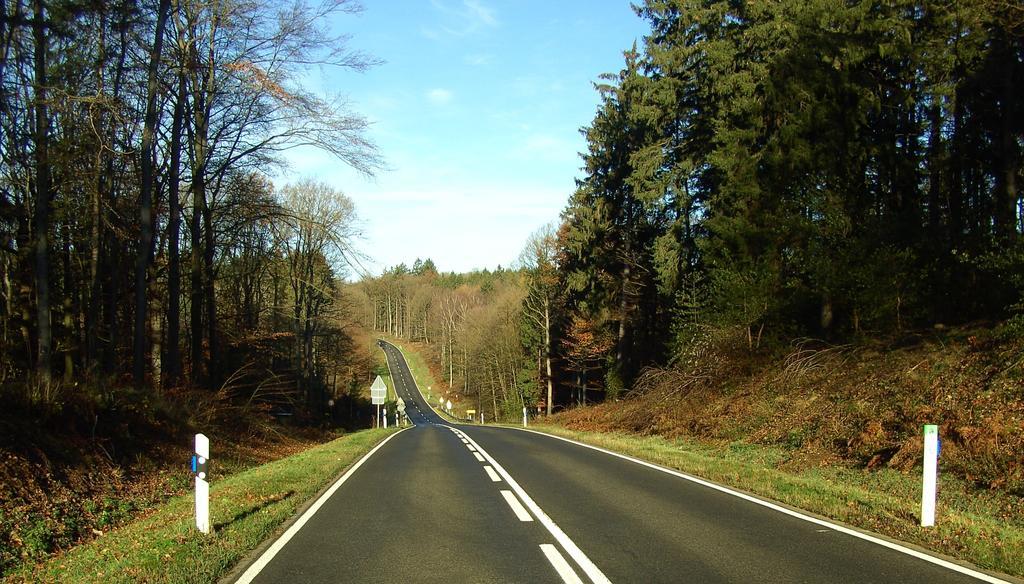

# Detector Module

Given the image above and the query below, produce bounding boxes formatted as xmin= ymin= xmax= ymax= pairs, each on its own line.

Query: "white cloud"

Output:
xmin=463 ymin=0 xmax=497 ymax=27
xmin=426 ymin=88 xmax=454 ymax=105
xmin=354 ymin=184 xmax=567 ymax=274
xmin=276 ymin=144 xmax=575 ymax=275
xmin=423 ymin=0 xmax=499 ymax=38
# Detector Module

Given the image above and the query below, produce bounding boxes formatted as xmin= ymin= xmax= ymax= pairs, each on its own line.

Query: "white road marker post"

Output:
xmin=522 ymin=406 xmax=527 ymax=428
xmin=383 ymin=408 xmax=388 ymax=428
xmin=921 ymin=424 xmax=938 ymax=527
xmin=194 ymin=433 xmax=211 ymax=534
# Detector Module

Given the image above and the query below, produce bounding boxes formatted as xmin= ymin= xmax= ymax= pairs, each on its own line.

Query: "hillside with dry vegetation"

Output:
xmin=553 ymin=325 xmax=1024 ymax=496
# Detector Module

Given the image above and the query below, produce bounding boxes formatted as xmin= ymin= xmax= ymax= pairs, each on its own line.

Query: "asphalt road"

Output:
xmin=229 ymin=340 xmax=1014 ymax=584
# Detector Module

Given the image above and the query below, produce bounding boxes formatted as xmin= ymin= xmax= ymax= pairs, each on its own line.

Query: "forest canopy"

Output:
xmin=2 ymin=0 xmax=1021 ymax=420
xmin=0 ymin=0 xmax=379 ymax=406
xmin=358 ymin=0 xmax=1022 ymax=418
xmin=559 ymin=0 xmax=1023 ymax=388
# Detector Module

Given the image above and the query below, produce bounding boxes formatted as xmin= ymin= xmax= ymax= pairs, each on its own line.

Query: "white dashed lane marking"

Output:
xmin=501 ymin=490 xmax=534 ymax=522
xmin=484 ymin=466 xmax=501 ymax=482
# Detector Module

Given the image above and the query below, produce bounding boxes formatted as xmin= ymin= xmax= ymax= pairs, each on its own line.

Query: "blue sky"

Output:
xmin=278 ymin=1 xmax=649 ymax=276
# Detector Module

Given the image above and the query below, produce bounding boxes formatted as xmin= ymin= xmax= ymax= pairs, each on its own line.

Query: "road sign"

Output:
xmin=370 ymin=375 xmax=387 ymax=405
xmin=466 ymin=409 xmax=476 ymax=415
xmin=446 ymin=399 xmax=452 ymax=411
xmin=396 ymin=397 xmax=406 ymax=413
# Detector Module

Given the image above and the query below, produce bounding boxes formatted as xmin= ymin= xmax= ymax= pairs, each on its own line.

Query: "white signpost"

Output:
xmin=921 ymin=424 xmax=939 ymax=527
xmin=194 ymin=433 xmax=210 ymax=534
xmin=397 ymin=398 xmax=406 ymax=427
xmin=371 ymin=375 xmax=387 ymax=428
xmin=446 ymin=399 xmax=452 ymax=413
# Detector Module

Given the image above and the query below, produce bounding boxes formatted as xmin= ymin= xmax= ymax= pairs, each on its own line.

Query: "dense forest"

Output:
xmin=0 ymin=2 xmax=385 ymax=569
xmin=564 ymin=0 xmax=1023 ymax=388
xmin=0 ymin=0 xmax=380 ymax=415
xmin=4 ymin=0 xmax=1018 ymax=421
xmin=359 ymin=0 xmax=1023 ymax=421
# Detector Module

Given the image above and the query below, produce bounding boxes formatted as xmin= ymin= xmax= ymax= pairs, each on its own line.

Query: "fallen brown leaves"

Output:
xmin=552 ymin=325 xmax=1024 ymax=494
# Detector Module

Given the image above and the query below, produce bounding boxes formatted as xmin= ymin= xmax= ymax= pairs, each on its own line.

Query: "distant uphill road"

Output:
xmin=226 ymin=339 xmax=1016 ymax=584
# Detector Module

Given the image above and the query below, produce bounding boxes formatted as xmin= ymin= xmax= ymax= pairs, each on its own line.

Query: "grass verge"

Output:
xmin=4 ymin=427 xmax=399 ymax=584
xmin=525 ymin=424 xmax=1023 ymax=580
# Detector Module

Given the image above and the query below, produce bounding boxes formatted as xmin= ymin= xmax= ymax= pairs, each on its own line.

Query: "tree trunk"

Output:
xmin=544 ymin=300 xmax=553 ymax=416
xmin=948 ymin=88 xmax=965 ymax=247
xmin=97 ymin=5 xmax=129 ymax=375
xmin=151 ymin=301 xmax=162 ymax=390
xmin=189 ymin=51 xmax=210 ymax=386
xmin=820 ymin=292 xmax=833 ymax=332
xmin=387 ymin=293 xmax=393 ymax=335
xmin=133 ymin=0 xmax=171 ymax=389
xmin=203 ymin=197 xmax=218 ymax=387
xmin=190 ymin=175 xmax=204 ymax=385
xmin=490 ymin=368 xmax=498 ymax=422
xmin=927 ymin=103 xmax=944 ymax=241
xmin=32 ymin=0 xmax=51 ymax=385
xmin=993 ymin=37 xmax=1019 ymax=245
xmin=616 ymin=263 xmax=630 ymax=380
xmin=85 ymin=6 xmax=107 ymax=371
xmin=166 ymin=70 xmax=185 ymax=388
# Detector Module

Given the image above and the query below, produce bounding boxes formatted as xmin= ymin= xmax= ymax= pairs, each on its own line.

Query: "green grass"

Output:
xmin=526 ymin=424 xmax=1024 ymax=579
xmin=4 ymin=427 xmax=399 ymax=583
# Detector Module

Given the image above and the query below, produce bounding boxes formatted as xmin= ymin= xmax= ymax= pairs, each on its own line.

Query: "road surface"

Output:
xmin=228 ymin=340 xmax=1014 ymax=584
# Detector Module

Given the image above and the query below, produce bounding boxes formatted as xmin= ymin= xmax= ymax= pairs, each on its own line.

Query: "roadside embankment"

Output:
xmin=3 ymin=427 xmax=398 ymax=583
xmin=540 ymin=326 xmax=1024 ymax=578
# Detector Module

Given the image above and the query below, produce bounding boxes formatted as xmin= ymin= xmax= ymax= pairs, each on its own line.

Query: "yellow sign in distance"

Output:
xmin=466 ymin=409 xmax=476 ymax=415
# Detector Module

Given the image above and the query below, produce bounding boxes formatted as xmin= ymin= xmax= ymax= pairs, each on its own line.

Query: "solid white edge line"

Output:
xmin=500 ymin=490 xmax=534 ymax=522
xmin=459 ymin=430 xmax=611 ymax=584
xmin=233 ymin=428 xmax=410 ymax=584
xmin=484 ymin=465 xmax=502 ymax=482
xmin=472 ymin=451 xmax=485 ymax=462
xmin=509 ymin=427 xmax=1014 ymax=584
xmin=541 ymin=543 xmax=586 ymax=584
